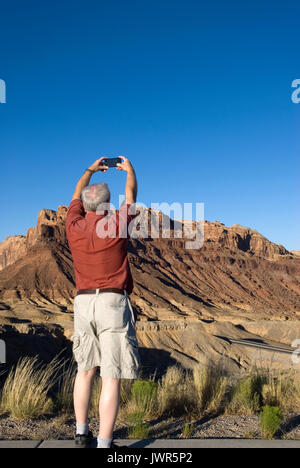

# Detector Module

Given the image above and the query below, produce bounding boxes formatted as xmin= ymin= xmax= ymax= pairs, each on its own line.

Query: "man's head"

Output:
xmin=81 ymin=183 xmax=111 ymax=212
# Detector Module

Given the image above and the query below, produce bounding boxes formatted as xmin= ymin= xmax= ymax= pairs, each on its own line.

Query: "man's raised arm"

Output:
xmin=72 ymin=157 xmax=109 ymax=200
xmin=117 ymin=156 xmax=138 ymax=204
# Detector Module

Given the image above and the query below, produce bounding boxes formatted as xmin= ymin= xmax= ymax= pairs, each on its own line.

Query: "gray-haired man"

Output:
xmin=66 ymin=156 xmax=140 ymax=448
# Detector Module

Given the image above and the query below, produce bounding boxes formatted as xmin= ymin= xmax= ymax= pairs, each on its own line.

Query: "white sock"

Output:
xmin=76 ymin=423 xmax=89 ymax=436
xmin=97 ymin=436 xmax=113 ymax=448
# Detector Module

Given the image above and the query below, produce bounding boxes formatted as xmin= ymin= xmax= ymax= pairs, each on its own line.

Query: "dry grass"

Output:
xmin=156 ymin=363 xmax=228 ymax=419
xmin=294 ymin=375 xmax=300 ymax=408
xmin=157 ymin=366 xmax=194 ymax=417
xmin=0 ymin=356 xmax=62 ymax=420
xmin=55 ymin=361 xmax=76 ymax=415
xmin=120 ymin=379 xmax=134 ymax=407
xmin=261 ymin=370 xmax=300 ymax=412
xmin=192 ymin=363 xmax=228 ymax=415
xmin=1 ymin=354 xmax=299 ymax=425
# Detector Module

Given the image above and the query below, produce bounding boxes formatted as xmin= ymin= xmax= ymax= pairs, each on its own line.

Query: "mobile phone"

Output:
xmin=102 ymin=157 xmax=122 ymax=168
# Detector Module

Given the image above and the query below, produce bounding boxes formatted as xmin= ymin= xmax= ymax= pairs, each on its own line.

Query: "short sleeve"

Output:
xmin=66 ymin=199 xmax=85 ymax=236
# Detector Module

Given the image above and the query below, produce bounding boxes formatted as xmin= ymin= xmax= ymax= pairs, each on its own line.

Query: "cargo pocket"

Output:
xmin=125 ymin=335 xmax=141 ymax=371
xmin=72 ymin=333 xmax=85 ymax=365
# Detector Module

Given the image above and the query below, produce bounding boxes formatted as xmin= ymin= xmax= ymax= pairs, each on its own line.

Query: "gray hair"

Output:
xmin=81 ymin=183 xmax=111 ymax=212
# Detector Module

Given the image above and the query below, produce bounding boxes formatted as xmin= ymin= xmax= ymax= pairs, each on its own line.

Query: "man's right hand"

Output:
xmin=116 ymin=156 xmax=134 ymax=173
xmin=89 ymin=157 xmax=109 ymax=173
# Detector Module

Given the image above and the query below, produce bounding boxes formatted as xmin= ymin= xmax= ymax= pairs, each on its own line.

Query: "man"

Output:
xmin=66 ymin=156 xmax=140 ymax=449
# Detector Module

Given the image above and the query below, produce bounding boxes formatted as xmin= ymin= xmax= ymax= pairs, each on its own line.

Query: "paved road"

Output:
xmin=218 ymin=337 xmax=294 ymax=355
xmin=0 ymin=439 xmax=300 ymax=448
xmin=230 ymin=339 xmax=294 ymax=355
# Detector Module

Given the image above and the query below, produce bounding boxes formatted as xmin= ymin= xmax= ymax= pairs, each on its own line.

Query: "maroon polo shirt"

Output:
xmin=66 ymin=199 xmax=136 ymax=294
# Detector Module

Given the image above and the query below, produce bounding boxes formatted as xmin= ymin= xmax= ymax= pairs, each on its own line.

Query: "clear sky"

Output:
xmin=0 ymin=0 xmax=299 ymax=250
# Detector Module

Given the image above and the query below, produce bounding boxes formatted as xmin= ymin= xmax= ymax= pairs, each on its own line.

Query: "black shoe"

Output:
xmin=110 ymin=440 xmax=126 ymax=449
xmin=75 ymin=431 xmax=94 ymax=448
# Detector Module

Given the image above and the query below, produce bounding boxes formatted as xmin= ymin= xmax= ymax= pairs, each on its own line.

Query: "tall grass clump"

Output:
xmin=157 ymin=366 xmax=194 ymax=417
xmin=0 ymin=356 xmax=61 ymax=420
xmin=260 ymin=406 xmax=283 ymax=439
xmin=262 ymin=370 xmax=300 ymax=412
xmin=228 ymin=373 xmax=264 ymax=415
xmin=120 ymin=379 xmax=134 ymax=407
xmin=294 ymin=375 xmax=300 ymax=410
xmin=55 ymin=360 xmax=76 ymax=414
xmin=192 ymin=363 xmax=228 ymax=415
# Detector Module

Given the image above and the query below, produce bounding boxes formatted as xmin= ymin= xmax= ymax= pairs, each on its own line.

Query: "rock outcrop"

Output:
xmin=0 ymin=236 xmax=27 ymax=271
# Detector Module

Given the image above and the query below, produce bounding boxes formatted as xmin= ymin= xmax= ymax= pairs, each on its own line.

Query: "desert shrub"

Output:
xmin=120 ymin=379 xmax=158 ymax=424
xmin=131 ymin=380 xmax=158 ymax=415
xmin=0 ymin=356 xmax=61 ymax=419
xmin=127 ymin=410 xmax=151 ymax=439
xmin=228 ymin=374 xmax=264 ymax=415
xmin=192 ymin=363 xmax=228 ymax=415
xmin=260 ymin=406 xmax=283 ymax=439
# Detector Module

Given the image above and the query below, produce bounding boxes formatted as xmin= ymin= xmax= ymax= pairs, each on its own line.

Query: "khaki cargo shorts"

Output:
xmin=72 ymin=290 xmax=140 ymax=379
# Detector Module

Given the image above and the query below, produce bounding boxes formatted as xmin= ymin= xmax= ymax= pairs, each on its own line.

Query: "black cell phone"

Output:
xmin=102 ymin=157 xmax=122 ymax=168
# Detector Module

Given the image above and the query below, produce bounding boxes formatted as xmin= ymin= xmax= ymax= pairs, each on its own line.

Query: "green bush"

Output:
xmin=260 ymin=406 xmax=283 ymax=439
xmin=131 ymin=380 xmax=158 ymax=415
xmin=127 ymin=411 xmax=151 ymax=439
xmin=229 ymin=375 xmax=264 ymax=414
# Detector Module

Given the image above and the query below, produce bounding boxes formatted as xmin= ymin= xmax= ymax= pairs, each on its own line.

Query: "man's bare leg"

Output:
xmin=98 ymin=377 xmax=121 ymax=444
xmin=74 ymin=368 xmax=97 ymax=426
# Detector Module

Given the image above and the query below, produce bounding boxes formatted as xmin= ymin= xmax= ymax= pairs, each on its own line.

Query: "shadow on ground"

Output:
xmin=281 ymin=415 xmax=300 ymax=436
xmin=138 ymin=347 xmax=182 ymax=379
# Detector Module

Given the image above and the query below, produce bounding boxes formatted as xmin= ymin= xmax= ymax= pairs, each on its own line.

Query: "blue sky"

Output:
xmin=0 ymin=0 xmax=299 ymax=250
